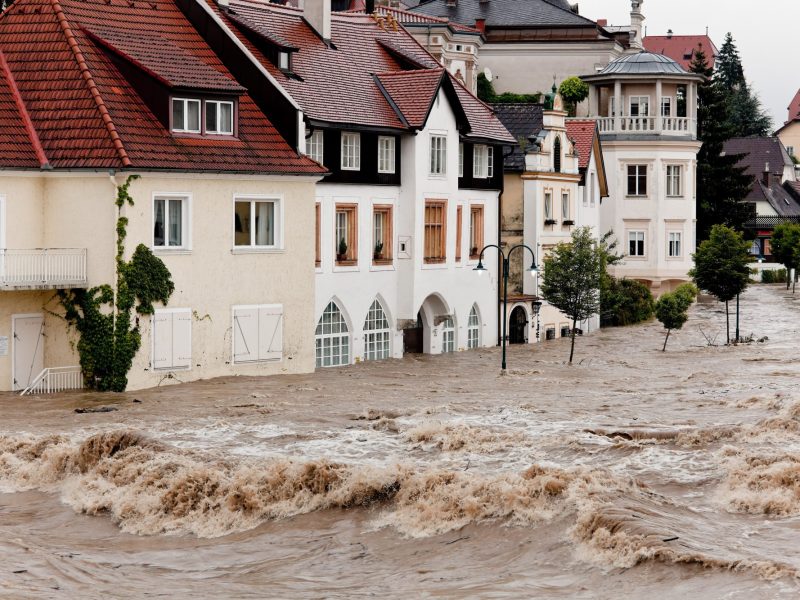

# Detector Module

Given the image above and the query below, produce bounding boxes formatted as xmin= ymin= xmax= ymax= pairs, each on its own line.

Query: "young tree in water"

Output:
xmin=540 ymin=227 xmax=603 ymax=363
xmin=655 ymin=284 xmax=697 ymax=351
xmin=770 ymin=223 xmax=800 ymax=292
xmin=690 ymin=225 xmax=751 ymax=344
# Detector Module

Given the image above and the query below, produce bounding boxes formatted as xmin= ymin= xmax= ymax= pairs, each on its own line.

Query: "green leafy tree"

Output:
xmin=58 ymin=176 xmax=175 ymax=391
xmin=690 ymin=46 xmax=754 ymax=240
xmin=690 ymin=225 xmax=751 ymax=344
xmin=715 ymin=33 xmax=772 ymax=136
xmin=477 ymin=73 xmax=496 ymax=103
xmin=540 ymin=227 xmax=604 ymax=363
xmin=558 ymin=76 xmax=589 ymax=117
xmin=601 ymin=278 xmax=655 ymax=327
xmin=655 ymin=283 xmax=697 ymax=351
xmin=770 ymin=223 xmax=800 ymax=292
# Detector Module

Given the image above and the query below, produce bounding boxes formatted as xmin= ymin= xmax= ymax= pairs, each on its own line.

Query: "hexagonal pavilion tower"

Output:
xmin=581 ymin=51 xmax=704 ymax=293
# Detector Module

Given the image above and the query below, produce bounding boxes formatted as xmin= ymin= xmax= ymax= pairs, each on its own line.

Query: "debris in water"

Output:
xmin=74 ymin=406 xmax=118 ymax=414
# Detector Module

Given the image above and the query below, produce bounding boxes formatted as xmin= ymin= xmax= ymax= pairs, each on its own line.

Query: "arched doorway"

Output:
xmin=509 ymin=305 xmax=528 ymax=344
xmin=403 ymin=311 xmax=424 ymax=354
xmin=315 ymin=301 xmax=350 ymax=367
xmin=363 ymin=299 xmax=391 ymax=361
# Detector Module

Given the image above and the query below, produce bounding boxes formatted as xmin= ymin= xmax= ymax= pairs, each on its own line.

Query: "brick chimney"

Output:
xmin=305 ymin=0 xmax=331 ymax=42
xmin=446 ymin=0 xmax=457 ymax=6
xmin=475 ymin=18 xmax=486 ymax=32
xmin=667 ymin=28 xmax=673 ymax=39
xmin=597 ymin=19 xmax=607 ymax=27
xmin=763 ymin=163 xmax=771 ymax=188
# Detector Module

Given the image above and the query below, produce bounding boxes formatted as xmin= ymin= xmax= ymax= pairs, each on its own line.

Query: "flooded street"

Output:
xmin=2 ymin=284 xmax=800 ymax=599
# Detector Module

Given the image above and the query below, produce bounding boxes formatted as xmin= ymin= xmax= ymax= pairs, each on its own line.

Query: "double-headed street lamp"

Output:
xmin=474 ymin=244 xmax=538 ymax=371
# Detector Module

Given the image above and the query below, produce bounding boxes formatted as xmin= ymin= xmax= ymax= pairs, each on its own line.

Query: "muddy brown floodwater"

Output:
xmin=2 ymin=285 xmax=800 ymax=599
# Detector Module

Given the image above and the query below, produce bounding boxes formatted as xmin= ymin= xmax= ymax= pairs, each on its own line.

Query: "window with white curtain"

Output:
xmin=430 ymin=134 xmax=447 ymax=175
xmin=666 ymin=165 xmax=683 ymax=197
xmin=668 ymin=231 xmax=682 ymax=257
xmin=307 ymin=130 xmax=324 ymax=164
xmin=363 ymin=299 xmax=391 ymax=361
xmin=341 ymin=132 xmax=361 ymax=170
xmin=378 ymin=136 xmax=395 ymax=174
xmin=154 ymin=196 xmax=189 ymax=249
xmin=234 ymin=198 xmax=279 ymax=248
xmin=473 ymin=144 xmax=489 ymax=178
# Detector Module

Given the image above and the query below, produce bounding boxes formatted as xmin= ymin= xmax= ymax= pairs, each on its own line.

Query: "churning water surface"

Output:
xmin=2 ymin=285 xmax=800 ymax=599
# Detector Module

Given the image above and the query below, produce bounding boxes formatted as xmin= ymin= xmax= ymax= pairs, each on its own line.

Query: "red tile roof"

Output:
xmin=566 ymin=119 xmax=597 ymax=170
xmin=82 ymin=25 xmax=246 ymax=93
xmin=0 ymin=0 xmax=324 ymax=174
xmin=0 ymin=50 xmax=46 ymax=168
xmin=376 ymin=68 xmax=444 ymax=129
xmin=787 ymin=90 xmax=800 ymax=123
xmin=642 ymin=35 xmax=718 ymax=71
xmin=223 ymin=0 xmax=513 ymax=142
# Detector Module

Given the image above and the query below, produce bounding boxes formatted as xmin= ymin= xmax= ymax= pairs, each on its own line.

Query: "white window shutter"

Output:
xmin=152 ymin=311 xmax=172 ymax=369
xmin=172 ymin=310 xmax=192 ymax=369
xmin=258 ymin=304 xmax=283 ymax=361
xmin=233 ymin=307 xmax=259 ymax=363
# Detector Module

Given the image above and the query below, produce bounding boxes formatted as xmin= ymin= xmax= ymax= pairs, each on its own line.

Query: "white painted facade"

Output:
xmin=314 ymin=88 xmax=501 ymax=364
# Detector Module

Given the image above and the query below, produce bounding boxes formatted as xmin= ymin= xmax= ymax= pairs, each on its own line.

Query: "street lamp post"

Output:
xmin=474 ymin=244 xmax=538 ymax=371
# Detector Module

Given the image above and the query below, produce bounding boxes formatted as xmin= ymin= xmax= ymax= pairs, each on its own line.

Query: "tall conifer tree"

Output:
xmin=691 ymin=46 xmax=753 ymax=240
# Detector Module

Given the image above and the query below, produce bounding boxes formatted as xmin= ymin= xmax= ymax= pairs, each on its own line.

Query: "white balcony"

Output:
xmin=597 ymin=116 xmax=695 ymax=136
xmin=0 ymin=248 xmax=88 ymax=289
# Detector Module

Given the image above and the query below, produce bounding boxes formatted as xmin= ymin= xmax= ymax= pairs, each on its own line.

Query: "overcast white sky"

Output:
xmin=577 ymin=0 xmax=795 ymax=129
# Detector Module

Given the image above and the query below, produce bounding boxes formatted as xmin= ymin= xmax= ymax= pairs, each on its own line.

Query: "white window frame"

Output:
xmin=668 ymin=231 xmax=682 ymax=258
xmin=473 ymin=144 xmax=489 ymax=179
xmin=544 ymin=191 xmax=554 ymax=221
xmin=666 ymin=165 xmax=683 ymax=197
xmin=467 ymin=306 xmax=480 ymax=349
xmin=205 ymin=100 xmax=234 ymax=135
xmin=458 ymin=143 xmax=464 ymax=178
xmin=377 ymin=136 xmax=396 ymax=174
xmin=627 ymin=164 xmax=648 ymax=197
xmin=316 ymin=301 xmax=350 ymax=367
xmin=278 ymin=51 xmax=290 ymax=71
xmin=151 ymin=307 xmax=192 ymax=371
xmin=307 ymin=129 xmax=324 ymax=164
xmin=487 ymin=146 xmax=494 ymax=178
xmin=232 ymin=195 xmax=283 ymax=251
xmin=661 ymin=96 xmax=672 ymax=117
xmin=429 ymin=134 xmax=447 ymax=176
xmin=171 ymin=97 xmax=201 ymax=133
xmin=232 ymin=304 xmax=284 ymax=364
xmin=630 ymin=95 xmax=650 ymax=117
xmin=152 ymin=193 xmax=191 ymax=251
xmin=628 ymin=230 xmax=646 ymax=258
xmin=363 ymin=299 xmax=391 ymax=361
xmin=561 ymin=191 xmax=571 ymax=221
xmin=441 ymin=317 xmax=455 ymax=353
xmin=341 ymin=132 xmax=361 ymax=171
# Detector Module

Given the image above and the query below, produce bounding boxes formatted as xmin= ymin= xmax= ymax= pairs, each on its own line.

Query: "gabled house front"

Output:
xmin=196 ymin=0 xmax=515 ymax=364
xmin=0 ymin=0 xmax=325 ymax=391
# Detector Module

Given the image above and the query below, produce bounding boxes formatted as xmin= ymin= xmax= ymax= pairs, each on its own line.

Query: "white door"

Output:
xmin=12 ymin=314 xmax=44 ymax=391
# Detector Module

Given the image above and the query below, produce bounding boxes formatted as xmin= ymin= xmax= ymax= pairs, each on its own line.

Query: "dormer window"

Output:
xmin=172 ymin=98 xmax=201 ymax=133
xmin=279 ymin=51 xmax=290 ymax=71
xmin=171 ymin=97 xmax=236 ymax=137
xmin=205 ymin=100 xmax=234 ymax=135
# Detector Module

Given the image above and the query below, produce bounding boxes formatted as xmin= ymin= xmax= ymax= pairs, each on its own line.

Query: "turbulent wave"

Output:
xmin=403 ymin=422 xmax=526 ymax=453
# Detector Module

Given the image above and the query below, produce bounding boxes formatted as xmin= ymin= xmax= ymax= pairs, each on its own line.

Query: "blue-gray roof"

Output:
xmin=598 ymin=51 xmax=687 ymax=76
xmin=408 ymin=0 xmax=596 ymax=29
xmin=491 ymin=103 xmax=544 ymax=171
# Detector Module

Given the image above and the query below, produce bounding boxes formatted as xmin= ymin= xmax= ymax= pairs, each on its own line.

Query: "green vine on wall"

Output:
xmin=57 ymin=175 xmax=175 ymax=392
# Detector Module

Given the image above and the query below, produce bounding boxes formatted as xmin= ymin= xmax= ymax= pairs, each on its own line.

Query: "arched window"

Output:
xmin=553 ymin=136 xmax=561 ymax=173
xmin=363 ymin=299 xmax=391 ymax=361
xmin=467 ymin=306 xmax=480 ymax=349
xmin=441 ymin=317 xmax=455 ymax=353
xmin=315 ymin=301 xmax=350 ymax=367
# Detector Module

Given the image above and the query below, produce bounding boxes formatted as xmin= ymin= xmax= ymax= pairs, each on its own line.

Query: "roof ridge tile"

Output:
xmin=49 ymin=0 xmax=130 ymax=167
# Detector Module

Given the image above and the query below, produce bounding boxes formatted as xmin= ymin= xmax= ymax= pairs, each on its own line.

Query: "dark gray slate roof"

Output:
xmin=759 ymin=181 xmax=800 ymax=217
xmin=409 ymin=0 xmax=595 ymax=28
xmin=724 ymin=136 xmax=793 ymax=203
xmin=491 ymin=103 xmax=544 ymax=171
xmin=598 ymin=51 xmax=687 ymax=75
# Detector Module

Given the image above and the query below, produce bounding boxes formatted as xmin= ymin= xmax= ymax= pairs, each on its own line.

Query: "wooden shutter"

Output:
xmin=152 ymin=311 xmax=172 ymax=369
xmin=258 ymin=305 xmax=283 ymax=361
xmin=233 ymin=307 xmax=259 ymax=363
xmin=172 ymin=310 xmax=192 ymax=369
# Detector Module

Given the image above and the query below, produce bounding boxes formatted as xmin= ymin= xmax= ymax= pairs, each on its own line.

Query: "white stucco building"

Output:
xmin=581 ymin=51 xmax=702 ymax=293
xmin=220 ymin=0 xmax=515 ymax=366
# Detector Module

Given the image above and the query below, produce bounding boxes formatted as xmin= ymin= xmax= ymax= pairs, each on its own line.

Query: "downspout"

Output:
xmin=498 ymin=145 xmax=513 ymax=347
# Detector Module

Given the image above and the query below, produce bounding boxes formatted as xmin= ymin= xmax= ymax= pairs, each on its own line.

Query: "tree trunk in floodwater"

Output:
xmin=569 ymin=317 xmax=577 ymax=364
xmin=662 ymin=329 xmax=671 ymax=352
xmin=725 ymin=300 xmax=730 ymax=344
